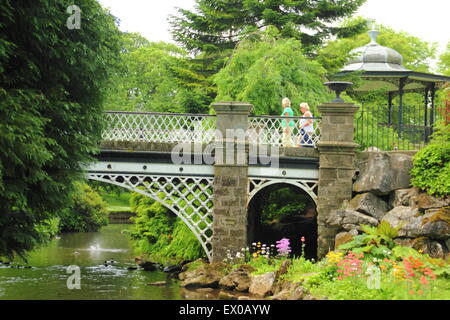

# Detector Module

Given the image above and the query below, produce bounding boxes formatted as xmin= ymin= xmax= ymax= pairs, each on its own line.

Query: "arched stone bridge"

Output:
xmin=86 ymin=101 xmax=360 ymax=262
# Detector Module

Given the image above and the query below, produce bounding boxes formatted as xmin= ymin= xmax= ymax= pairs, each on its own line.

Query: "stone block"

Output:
xmin=249 ymin=272 xmax=276 ymax=297
xmin=347 ymin=192 xmax=390 ymax=221
xmin=389 ymin=187 xmax=419 ymax=207
xmin=353 ymin=152 xmax=413 ymax=195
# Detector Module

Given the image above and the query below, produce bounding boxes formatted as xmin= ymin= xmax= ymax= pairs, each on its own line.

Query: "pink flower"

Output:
xmin=276 ymin=238 xmax=291 ymax=256
xmin=300 ymin=236 xmax=305 ymax=242
xmin=419 ymin=276 xmax=429 ymax=285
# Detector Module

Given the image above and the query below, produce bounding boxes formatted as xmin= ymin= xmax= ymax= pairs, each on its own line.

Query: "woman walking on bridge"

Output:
xmin=298 ymin=102 xmax=314 ymax=148
xmin=281 ymin=97 xmax=295 ymax=147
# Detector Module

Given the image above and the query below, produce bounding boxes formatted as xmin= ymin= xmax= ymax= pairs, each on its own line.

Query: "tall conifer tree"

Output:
xmin=169 ymin=0 xmax=367 ymax=110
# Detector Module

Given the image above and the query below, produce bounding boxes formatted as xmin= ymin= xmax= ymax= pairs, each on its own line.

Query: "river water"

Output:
xmin=0 ymin=224 xmax=186 ymax=300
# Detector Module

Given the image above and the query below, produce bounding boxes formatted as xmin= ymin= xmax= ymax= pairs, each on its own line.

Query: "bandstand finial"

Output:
xmin=367 ymin=19 xmax=379 ymax=45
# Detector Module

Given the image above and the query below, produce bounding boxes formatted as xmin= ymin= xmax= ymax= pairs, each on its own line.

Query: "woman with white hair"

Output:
xmin=298 ymin=102 xmax=314 ymax=147
xmin=280 ymin=97 xmax=295 ymax=147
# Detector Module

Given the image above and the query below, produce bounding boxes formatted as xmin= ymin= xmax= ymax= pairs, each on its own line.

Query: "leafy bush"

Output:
xmin=35 ymin=218 xmax=60 ymax=241
xmin=214 ymin=28 xmax=332 ymax=115
xmin=259 ymin=186 xmax=310 ymax=224
xmin=59 ymin=182 xmax=109 ymax=232
xmin=337 ymin=221 xmax=400 ymax=260
xmin=411 ymin=122 xmax=450 ymax=197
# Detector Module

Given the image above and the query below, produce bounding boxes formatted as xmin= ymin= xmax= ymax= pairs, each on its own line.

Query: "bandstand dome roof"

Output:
xmin=342 ymin=30 xmax=408 ymax=73
xmin=338 ymin=30 xmax=450 ymax=92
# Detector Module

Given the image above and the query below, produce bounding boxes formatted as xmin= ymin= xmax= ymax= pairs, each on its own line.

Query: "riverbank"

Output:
xmin=173 ymin=246 xmax=450 ymax=300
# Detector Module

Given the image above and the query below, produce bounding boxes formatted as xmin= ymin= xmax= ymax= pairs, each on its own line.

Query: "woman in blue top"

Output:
xmin=281 ymin=97 xmax=295 ymax=147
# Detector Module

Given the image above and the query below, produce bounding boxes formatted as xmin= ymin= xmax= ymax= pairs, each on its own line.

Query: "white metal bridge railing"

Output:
xmin=249 ymin=115 xmax=321 ymax=147
xmin=103 ymin=111 xmax=322 ymax=146
xmin=103 ymin=111 xmax=216 ymax=144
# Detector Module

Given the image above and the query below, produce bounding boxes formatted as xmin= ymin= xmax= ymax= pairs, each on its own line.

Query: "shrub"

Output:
xmin=59 ymin=181 xmax=109 ymax=232
xmin=35 ymin=218 xmax=60 ymax=240
xmin=411 ymin=122 xmax=450 ymax=197
xmin=259 ymin=186 xmax=310 ymax=224
xmin=337 ymin=221 xmax=400 ymax=260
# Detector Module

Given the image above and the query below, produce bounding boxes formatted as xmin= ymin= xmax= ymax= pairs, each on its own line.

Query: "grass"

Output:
xmin=101 ymin=192 xmax=132 ymax=211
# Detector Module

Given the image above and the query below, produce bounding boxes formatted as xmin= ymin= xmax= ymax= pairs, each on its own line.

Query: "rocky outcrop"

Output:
xmin=421 ymin=208 xmax=450 ymax=240
xmin=390 ymin=188 xmax=420 ymax=207
xmin=178 ymin=260 xmax=228 ymax=289
xmin=329 ymin=152 xmax=450 ymax=260
xmin=381 ymin=206 xmax=422 ymax=238
xmin=394 ymin=237 xmax=446 ymax=259
xmin=219 ymin=264 xmax=255 ymax=292
xmin=271 ymin=280 xmax=308 ymax=300
xmin=327 ymin=209 xmax=378 ymax=231
xmin=353 ymin=152 xmax=413 ymax=195
xmin=248 ymin=272 xmax=276 ymax=297
xmin=178 ymin=260 xmax=316 ymax=300
xmin=381 ymin=206 xmax=450 ymax=241
xmin=414 ymin=193 xmax=450 ymax=210
xmin=335 ymin=231 xmax=357 ymax=247
xmin=347 ymin=192 xmax=390 ymax=221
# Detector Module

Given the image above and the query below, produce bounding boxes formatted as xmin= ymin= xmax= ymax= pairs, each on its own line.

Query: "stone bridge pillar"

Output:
xmin=316 ymin=101 xmax=359 ymax=258
xmin=212 ymin=101 xmax=253 ymax=262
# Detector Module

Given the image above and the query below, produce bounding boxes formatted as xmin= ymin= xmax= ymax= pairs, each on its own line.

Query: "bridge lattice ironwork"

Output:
xmin=103 ymin=111 xmax=322 ymax=147
xmin=87 ymin=172 xmax=215 ymax=261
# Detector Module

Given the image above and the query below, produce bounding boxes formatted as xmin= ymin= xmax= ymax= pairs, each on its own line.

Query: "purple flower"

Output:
xmin=276 ymin=238 xmax=291 ymax=256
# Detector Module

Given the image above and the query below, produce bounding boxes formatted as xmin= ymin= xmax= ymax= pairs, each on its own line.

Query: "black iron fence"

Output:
xmin=355 ymin=104 xmax=448 ymax=151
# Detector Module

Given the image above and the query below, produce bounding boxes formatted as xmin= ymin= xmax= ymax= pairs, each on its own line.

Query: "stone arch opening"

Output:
xmin=87 ymin=173 xmax=214 ymax=261
xmin=247 ymin=182 xmax=318 ymax=259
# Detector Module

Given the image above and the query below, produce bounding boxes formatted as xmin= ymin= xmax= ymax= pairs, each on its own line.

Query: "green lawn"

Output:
xmin=101 ymin=192 xmax=132 ymax=212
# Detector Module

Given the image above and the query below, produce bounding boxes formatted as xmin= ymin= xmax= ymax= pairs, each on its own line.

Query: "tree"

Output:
xmin=170 ymin=0 xmax=366 ymax=111
xmin=59 ymin=182 xmax=109 ymax=232
xmin=0 ymin=0 xmax=121 ymax=259
xmin=437 ymin=42 xmax=450 ymax=76
xmin=104 ymin=33 xmax=210 ymax=113
xmin=214 ymin=28 xmax=332 ymax=115
xmin=171 ymin=0 xmax=367 ymax=55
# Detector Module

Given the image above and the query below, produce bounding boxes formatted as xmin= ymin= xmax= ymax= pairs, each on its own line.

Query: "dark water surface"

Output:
xmin=0 ymin=224 xmax=184 ymax=300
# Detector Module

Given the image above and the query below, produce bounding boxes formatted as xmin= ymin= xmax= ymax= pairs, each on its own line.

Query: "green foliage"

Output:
xmin=104 ymin=35 xmax=207 ymax=113
xmin=34 ymin=218 xmax=61 ymax=241
xmin=411 ymin=122 xmax=450 ymax=197
xmin=337 ymin=221 xmax=400 ymax=259
xmin=259 ymin=186 xmax=309 ymax=224
xmin=281 ymin=256 xmax=322 ymax=283
xmin=59 ymin=182 xmax=109 ymax=232
xmin=89 ymin=182 xmax=132 ymax=211
xmin=247 ymin=256 xmax=282 ymax=275
xmin=437 ymin=42 xmax=450 ymax=76
xmin=215 ymin=30 xmax=332 ymax=115
xmin=0 ymin=0 xmax=121 ymax=258
xmin=159 ymin=220 xmax=205 ymax=261
xmin=126 ymin=192 xmax=205 ymax=262
xmin=171 ymin=0 xmax=366 ymax=55
xmin=391 ymin=246 xmax=423 ymax=261
xmin=169 ymin=0 xmax=365 ymax=111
